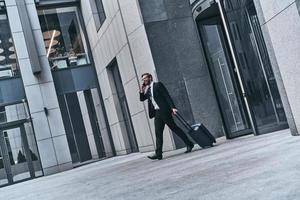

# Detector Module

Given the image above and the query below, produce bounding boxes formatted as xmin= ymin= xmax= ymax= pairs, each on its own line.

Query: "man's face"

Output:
xmin=142 ymin=75 xmax=152 ymax=86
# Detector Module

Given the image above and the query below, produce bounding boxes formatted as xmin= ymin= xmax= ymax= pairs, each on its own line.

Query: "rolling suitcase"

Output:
xmin=176 ymin=113 xmax=216 ymax=148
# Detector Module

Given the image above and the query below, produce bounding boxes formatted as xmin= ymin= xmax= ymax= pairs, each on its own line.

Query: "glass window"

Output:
xmin=0 ymin=1 xmax=4 ymax=8
xmin=90 ymin=0 xmax=106 ymax=30
xmin=0 ymin=10 xmax=19 ymax=78
xmin=38 ymin=7 xmax=90 ymax=70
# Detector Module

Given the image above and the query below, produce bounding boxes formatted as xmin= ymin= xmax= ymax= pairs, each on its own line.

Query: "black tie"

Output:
xmin=147 ymin=86 xmax=155 ymax=112
xmin=146 ymin=86 xmax=152 ymax=99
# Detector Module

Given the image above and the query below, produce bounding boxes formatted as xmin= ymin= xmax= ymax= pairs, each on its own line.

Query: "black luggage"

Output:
xmin=176 ymin=113 xmax=216 ymax=148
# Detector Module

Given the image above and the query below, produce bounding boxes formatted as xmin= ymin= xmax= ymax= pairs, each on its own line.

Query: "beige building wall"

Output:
xmin=80 ymin=0 xmax=177 ymax=155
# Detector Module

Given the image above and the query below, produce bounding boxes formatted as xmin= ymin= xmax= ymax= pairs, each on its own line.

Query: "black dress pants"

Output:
xmin=154 ymin=109 xmax=193 ymax=156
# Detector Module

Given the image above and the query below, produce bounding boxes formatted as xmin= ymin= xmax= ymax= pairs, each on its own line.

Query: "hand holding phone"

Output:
xmin=140 ymin=82 xmax=146 ymax=93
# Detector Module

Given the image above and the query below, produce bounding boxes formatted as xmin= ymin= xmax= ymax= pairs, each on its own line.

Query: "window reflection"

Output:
xmin=0 ymin=12 xmax=19 ymax=78
xmin=90 ymin=0 xmax=106 ymax=30
xmin=38 ymin=7 xmax=90 ymax=70
xmin=0 ymin=102 xmax=29 ymax=124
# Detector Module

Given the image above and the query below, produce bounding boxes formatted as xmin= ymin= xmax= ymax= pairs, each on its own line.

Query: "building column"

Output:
xmin=5 ymin=0 xmax=72 ymax=174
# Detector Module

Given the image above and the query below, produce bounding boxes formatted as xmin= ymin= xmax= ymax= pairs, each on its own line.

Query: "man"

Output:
xmin=139 ymin=73 xmax=194 ymax=160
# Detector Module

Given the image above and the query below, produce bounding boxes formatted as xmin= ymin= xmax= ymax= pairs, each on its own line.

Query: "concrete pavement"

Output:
xmin=1 ymin=129 xmax=300 ymax=200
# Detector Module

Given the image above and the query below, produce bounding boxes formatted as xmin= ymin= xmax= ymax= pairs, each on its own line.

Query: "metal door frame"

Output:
xmin=0 ymin=119 xmax=36 ymax=186
xmin=193 ymin=0 xmax=289 ymax=137
xmin=198 ymin=16 xmax=253 ymax=138
xmin=216 ymin=0 xmax=290 ymax=135
xmin=215 ymin=0 xmax=258 ymax=135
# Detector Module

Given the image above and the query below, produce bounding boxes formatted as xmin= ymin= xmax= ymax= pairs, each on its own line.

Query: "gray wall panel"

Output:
xmin=144 ymin=21 xmax=182 ymax=82
xmin=165 ymin=0 xmax=193 ymax=19
xmin=139 ymin=0 xmax=168 ymax=23
xmin=169 ymin=17 xmax=207 ymax=78
xmin=139 ymin=0 xmax=224 ymax=141
xmin=52 ymin=65 xmax=97 ymax=95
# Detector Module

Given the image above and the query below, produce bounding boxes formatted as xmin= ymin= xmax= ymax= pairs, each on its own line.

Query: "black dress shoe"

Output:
xmin=147 ymin=154 xmax=163 ymax=160
xmin=184 ymin=144 xmax=194 ymax=153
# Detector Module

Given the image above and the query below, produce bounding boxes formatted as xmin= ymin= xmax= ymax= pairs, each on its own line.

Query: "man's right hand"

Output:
xmin=139 ymin=84 xmax=146 ymax=93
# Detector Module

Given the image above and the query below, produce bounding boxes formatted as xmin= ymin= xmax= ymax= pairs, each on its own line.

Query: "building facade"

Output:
xmin=0 ymin=0 xmax=299 ymax=187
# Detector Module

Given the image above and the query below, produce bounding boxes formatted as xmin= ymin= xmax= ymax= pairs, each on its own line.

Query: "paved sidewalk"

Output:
xmin=1 ymin=129 xmax=300 ymax=200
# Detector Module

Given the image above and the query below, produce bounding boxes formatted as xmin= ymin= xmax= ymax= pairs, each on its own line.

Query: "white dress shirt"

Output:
xmin=149 ymin=82 xmax=159 ymax=110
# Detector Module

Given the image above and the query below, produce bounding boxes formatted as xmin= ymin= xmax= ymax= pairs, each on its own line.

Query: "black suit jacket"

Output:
xmin=139 ymin=82 xmax=176 ymax=119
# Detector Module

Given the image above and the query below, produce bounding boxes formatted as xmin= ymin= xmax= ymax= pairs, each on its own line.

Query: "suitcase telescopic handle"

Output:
xmin=175 ymin=112 xmax=193 ymax=131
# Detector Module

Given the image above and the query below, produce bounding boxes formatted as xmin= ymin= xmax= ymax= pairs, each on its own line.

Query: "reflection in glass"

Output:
xmin=200 ymin=21 xmax=250 ymax=134
xmin=23 ymin=122 xmax=43 ymax=178
xmin=3 ymin=125 xmax=42 ymax=182
xmin=0 ymin=126 xmax=42 ymax=185
xmin=0 ymin=102 xmax=42 ymax=186
xmin=0 ymin=145 xmax=9 ymax=186
xmin=38 ymin=7 xmax=90 ymax=70
xmin=0 ymin=12 xmax=19 ymax=78
xmin=246 ymin=4 xmax=287 ymax=122
xmin=4 ymin=128 xmax=31 ymax=182
xmin=221 ymin=0 xmax=287 ymax=131
xmin=0 ymin=102 xmax=29 ymax=124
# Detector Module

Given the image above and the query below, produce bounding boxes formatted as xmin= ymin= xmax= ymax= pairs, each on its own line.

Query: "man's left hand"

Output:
xmin=171 ymin=108 xmax=178 ymax=115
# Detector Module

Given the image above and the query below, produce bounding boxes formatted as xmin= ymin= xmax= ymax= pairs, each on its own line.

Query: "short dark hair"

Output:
xmin=141 ymin=72 xmax=152 ymax=79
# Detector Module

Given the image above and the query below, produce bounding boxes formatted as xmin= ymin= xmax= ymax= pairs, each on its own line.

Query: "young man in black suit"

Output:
xmin=139 ymin=73 xmax=194 ymax=160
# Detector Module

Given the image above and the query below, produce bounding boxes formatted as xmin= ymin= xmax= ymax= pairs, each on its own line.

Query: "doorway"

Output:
xmin=107 ymin=60 xmax=139 ymax=153
xmin=199 ymin=16 xmax=252 ymax=138
xmin=0 ymin=120 xmax=42 ymax=187
xmin=57 ymin=90 xmax=106 ymax=164
xmin=195 ymin=0 xmax=288 ymax=138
